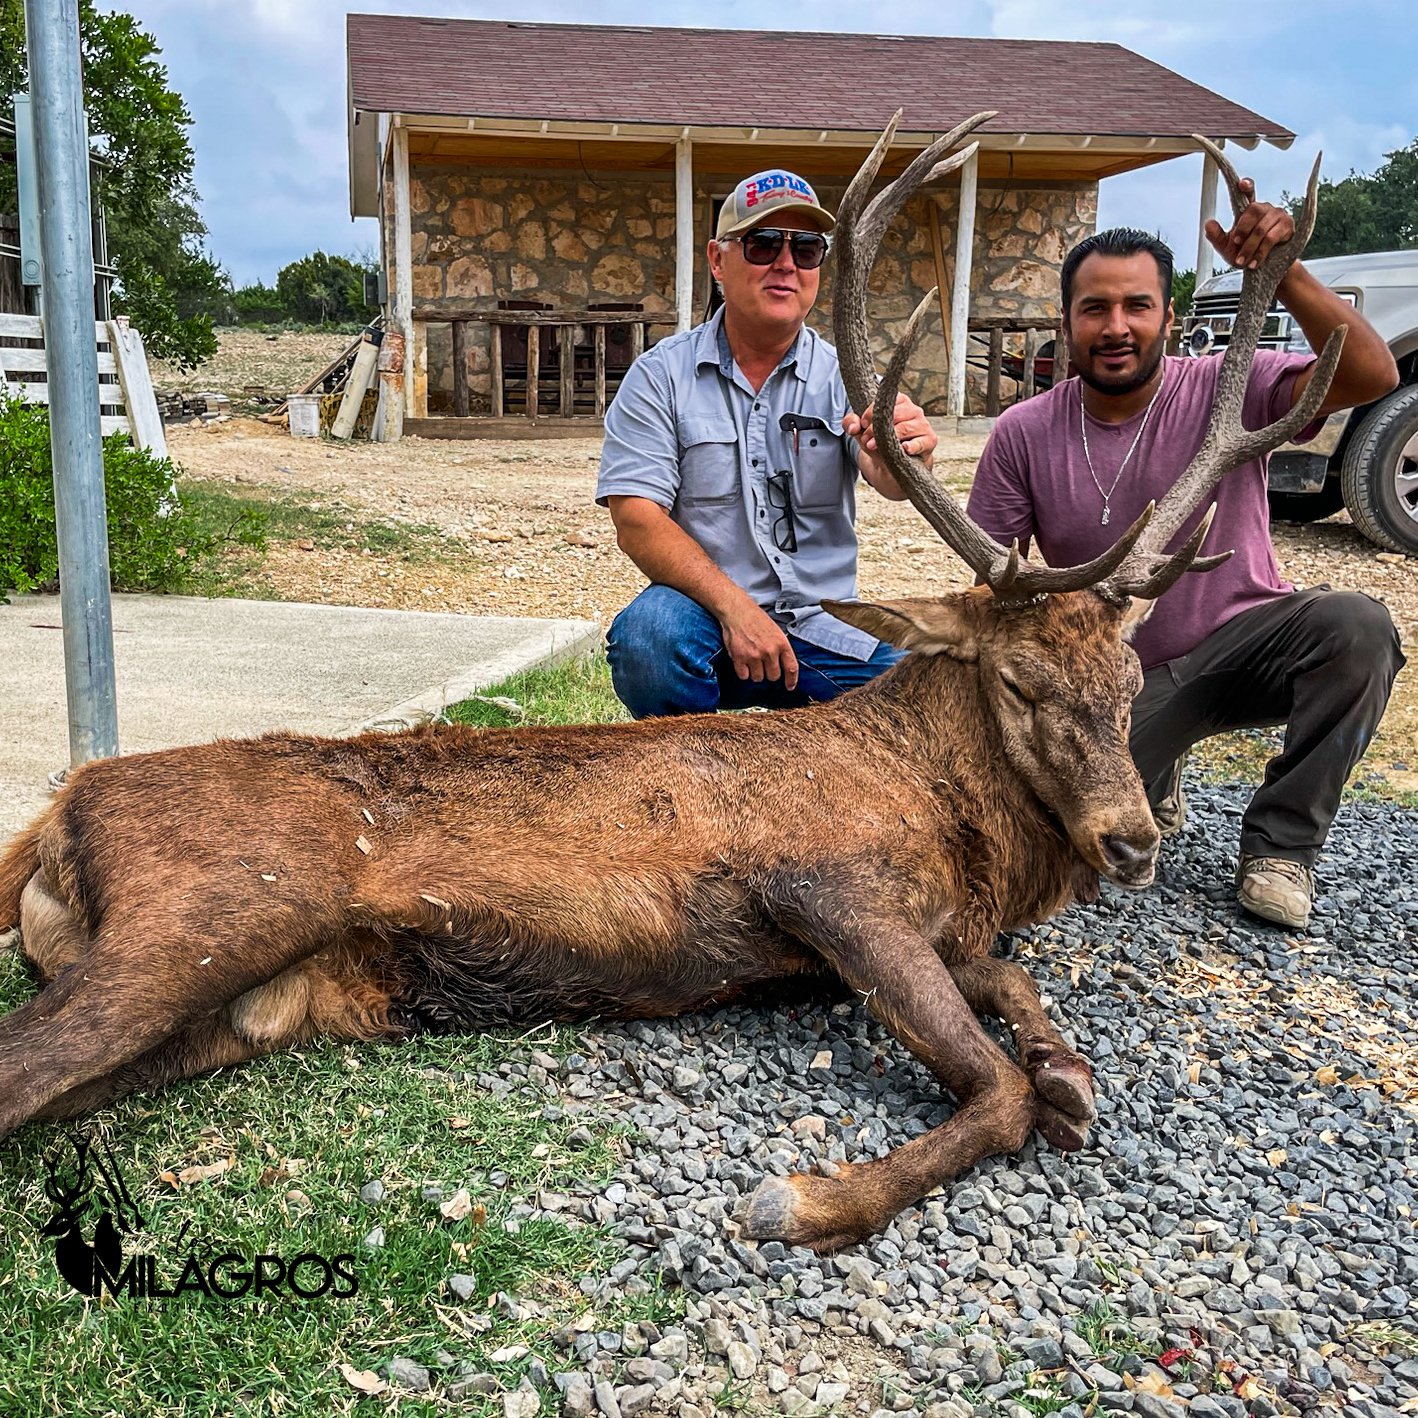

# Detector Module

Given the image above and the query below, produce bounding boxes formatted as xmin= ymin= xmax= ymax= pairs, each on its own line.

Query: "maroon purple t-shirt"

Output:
xmin=966 ymin=352 xmax=1317 ymax=669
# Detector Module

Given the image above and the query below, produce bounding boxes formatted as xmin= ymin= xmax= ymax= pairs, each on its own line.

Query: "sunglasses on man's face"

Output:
xmin=725 ymin=228 xmax=830 ymax=270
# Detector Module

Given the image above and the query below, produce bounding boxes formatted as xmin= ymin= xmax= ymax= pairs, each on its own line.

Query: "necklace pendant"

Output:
xmin=1101 ymin=506 xmax=1111 ymax=526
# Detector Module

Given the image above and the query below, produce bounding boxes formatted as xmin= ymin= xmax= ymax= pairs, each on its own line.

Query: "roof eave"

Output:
xmin=346 ymin=107 xmax=1294 ymax=210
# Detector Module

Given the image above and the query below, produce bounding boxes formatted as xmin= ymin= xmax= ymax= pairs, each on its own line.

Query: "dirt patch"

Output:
xmin=150 ymin=328 xmax=354 ymax=403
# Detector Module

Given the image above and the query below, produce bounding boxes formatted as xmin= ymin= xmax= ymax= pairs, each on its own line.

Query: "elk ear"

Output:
xmin=823 ymin=597 xmax=979 ymax=661
xmin=1120 ymin=597 xmax=1156 ymax=642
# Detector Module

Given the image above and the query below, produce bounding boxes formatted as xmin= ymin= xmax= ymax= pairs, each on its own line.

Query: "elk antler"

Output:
xmin=1098 ymin=137 xmax=1347 ymax=601
xmin=833 ymin=110 xmax=1158 ymax=604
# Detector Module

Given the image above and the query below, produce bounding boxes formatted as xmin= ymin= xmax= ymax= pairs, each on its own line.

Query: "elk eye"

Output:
xmin=999 ymin=674 xmax=1030 ymax=705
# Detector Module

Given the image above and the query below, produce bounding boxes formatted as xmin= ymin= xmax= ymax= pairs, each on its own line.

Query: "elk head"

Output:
xmin=827 ymin=113 xmax=1343 ymax=889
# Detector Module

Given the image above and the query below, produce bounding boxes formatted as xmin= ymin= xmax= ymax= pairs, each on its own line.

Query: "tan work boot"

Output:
xmin=1236 ymin=854 xmax=1314 ymax=930
xmin=1151 ymin=755 xmax=1187 ymax=837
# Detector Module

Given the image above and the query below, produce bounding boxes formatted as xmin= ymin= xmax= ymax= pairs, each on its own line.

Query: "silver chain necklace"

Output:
xmin=1079 ymin=366 xmax=1166 ymax=525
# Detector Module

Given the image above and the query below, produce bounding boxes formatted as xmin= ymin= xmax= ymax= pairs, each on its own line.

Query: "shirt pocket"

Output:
xmin=792 ymin=419 xmax=848 ymax=509
xmin=676 ymin=416 xmax=740 ymax=504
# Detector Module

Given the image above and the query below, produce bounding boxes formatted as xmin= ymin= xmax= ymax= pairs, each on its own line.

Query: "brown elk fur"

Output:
xmin=0 ymin=587 xmax=1158 ymax=1250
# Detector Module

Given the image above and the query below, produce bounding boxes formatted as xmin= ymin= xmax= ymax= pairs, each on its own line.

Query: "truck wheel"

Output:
xmin=1340 ymin=385 xmax=1418 ymax=555
xmin=1267 ymin=483 xmax=1345 ymax=523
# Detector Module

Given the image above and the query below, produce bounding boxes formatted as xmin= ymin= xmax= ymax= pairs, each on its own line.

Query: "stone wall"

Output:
xmin=402 ymin=163 xmax=1096 ymax=416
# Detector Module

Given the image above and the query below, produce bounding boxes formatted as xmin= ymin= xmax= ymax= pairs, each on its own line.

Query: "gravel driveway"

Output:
xmin=383 ymin=784 xmax=1416 ymax=1418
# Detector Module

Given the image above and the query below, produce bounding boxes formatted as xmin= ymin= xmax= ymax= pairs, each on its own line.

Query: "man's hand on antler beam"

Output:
xmin=845 ymin=391 xmax=938 ymax=501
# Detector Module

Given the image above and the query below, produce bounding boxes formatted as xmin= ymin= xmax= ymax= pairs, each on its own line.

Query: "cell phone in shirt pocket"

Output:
xmin=779 ymin=412 xmax=847 ymax=509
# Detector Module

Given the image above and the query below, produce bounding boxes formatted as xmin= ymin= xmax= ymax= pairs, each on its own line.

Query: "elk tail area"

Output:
xmin=0 ymin=817 xmax=45 ymax=932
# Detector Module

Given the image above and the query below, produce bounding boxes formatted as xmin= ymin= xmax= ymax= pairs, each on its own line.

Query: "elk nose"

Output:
xmin=1102 ymin=836 xmax=1155 ymax=873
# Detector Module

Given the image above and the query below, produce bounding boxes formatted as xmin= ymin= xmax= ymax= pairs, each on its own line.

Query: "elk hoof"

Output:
xmin=743 ymin=1176 xmax=801 ymax=1239
xmin=742 ymin=1170 xmax=867 ymax=1253
xmin=1026 ymin=1049 xmax=1096 ymax=1152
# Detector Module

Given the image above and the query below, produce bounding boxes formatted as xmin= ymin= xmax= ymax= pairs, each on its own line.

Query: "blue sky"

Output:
xmin=111 ymin=0 xmax=1417 ymax=288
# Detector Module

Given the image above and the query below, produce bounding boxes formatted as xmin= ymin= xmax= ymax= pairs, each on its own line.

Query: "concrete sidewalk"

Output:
xmin=0 ymin=593 xmax=601 ymax=842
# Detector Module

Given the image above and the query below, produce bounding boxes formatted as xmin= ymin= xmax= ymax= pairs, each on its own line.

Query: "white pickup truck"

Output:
xmin=1181 ymin=248 xmax=1418 ymax=555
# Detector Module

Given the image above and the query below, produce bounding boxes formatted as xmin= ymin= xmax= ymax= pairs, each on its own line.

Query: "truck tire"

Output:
xmin=1267 ymin=483 xmax=1345 ymax=523
xmin=1340 ymin=385 xmax=1418 ymax=555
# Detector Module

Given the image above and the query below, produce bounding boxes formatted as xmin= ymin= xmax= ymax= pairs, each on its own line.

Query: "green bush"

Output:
xmin=0 ymin=397 xmax=260 ymax=598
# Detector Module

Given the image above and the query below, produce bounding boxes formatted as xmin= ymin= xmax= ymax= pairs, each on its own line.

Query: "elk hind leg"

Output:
xmin=948 ymin=957 xmax=1096 ymax=1151
xmin=34 ymin=960 xmax=395 ymax=1124
xmin=0 ymin=898 xmax=340 ymax=1141
xmin=745 ymin=894 xmax=1035 ymax=1252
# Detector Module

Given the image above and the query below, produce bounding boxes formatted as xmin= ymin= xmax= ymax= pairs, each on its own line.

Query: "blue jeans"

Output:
xmin=607 ymin=584 xmax=903 ymax=718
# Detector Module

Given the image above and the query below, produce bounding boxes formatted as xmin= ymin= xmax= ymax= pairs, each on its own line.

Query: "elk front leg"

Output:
xmin=947 ymin=958 xmax=1096 ymax=1151
xmin=745 ymin=897 xmax=1035 ymax=1252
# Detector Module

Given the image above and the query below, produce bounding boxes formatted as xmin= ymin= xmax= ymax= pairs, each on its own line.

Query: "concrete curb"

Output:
xmin=348 ymin=618 xmax=604 ymax=734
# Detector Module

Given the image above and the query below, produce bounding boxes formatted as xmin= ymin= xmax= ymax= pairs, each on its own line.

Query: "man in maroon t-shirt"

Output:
xmin=967 ymin=185 xmax=1401 ymax=929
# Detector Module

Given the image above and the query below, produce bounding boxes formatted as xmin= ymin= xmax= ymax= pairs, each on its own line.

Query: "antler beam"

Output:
xmin=1100 ymin=136 xmax=1345 ymax=599
xmin=832 ymin=112 xmax=1163 ymax=602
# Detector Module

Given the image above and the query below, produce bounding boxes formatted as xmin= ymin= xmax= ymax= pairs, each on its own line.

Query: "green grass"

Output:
xmin=0 ymin=939 xmax=677 ymax=1417
xmin=172 ymin=480 xmax=465 ymax=597
xmin=1076 ymin=1298 xmax=1147 ymax=1366
xmin=443 ymin=654 xmax=628 ymax=730
xmin=1189 ymin=726 xmax=1418 ymax=809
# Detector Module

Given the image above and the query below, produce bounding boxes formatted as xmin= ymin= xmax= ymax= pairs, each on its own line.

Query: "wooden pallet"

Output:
xmin=0 ymin=311 xmax=166 ymax=454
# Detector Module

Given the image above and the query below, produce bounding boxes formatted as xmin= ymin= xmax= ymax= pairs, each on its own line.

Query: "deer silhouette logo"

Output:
xmin=39 ymin=1133 xmax=146 ymax=1297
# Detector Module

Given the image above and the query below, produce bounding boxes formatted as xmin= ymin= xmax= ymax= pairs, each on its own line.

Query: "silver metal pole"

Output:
xmin=26 ymin=0 xmax=118 ymax=764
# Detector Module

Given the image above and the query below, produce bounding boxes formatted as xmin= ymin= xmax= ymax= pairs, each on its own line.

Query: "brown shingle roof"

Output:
xmin=346 ymin=15 xmax=1291 ymax=143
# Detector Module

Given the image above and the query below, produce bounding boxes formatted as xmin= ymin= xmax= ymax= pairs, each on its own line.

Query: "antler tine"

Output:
xmin=835 ymin=109 xmax=904 ymax=239
xmin=1104 ymin=504 xmax=1236 ymax=602
xmin=833 ymin=113 xmax=1008 ymax=584
xmin=833 ymin=110 xmax=995 ymax=416
xmin=1137 ymin=139 xmax=1340 ymax=555
xmin=866 ymin=287 xmax=1011 ymax=571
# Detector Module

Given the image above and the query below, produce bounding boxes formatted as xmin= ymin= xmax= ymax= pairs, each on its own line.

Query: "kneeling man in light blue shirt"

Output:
xmin=596 ymin=167 xmax=937 ymax=718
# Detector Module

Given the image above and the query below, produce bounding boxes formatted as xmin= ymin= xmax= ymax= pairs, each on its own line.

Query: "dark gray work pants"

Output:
xmin=1130 ymin=588 xmax=1405 ymax=867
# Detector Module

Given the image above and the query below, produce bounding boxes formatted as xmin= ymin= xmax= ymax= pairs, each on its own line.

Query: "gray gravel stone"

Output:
xmin=387 ymin=1358 xmax=431 ymax=1392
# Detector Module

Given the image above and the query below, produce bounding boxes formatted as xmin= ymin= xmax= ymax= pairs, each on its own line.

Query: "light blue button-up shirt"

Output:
xmin=596 ymin=308 xmax=878 ymax=660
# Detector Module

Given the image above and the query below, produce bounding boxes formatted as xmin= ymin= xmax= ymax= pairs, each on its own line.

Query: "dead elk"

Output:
xmin=0 ymin=116 xmax=1339 ymax=1252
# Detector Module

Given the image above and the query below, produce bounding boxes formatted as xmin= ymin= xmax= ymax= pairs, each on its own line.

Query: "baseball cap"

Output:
xmin=716 ymin=169 xmax=835 ymax=240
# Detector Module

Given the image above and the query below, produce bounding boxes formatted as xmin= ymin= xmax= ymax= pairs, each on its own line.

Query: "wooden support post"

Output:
xmin=594 ymin=323 xmax=606 ymax=418
xmin=947 ymin=147 xmax=979 ymax=419
xmin=630 ymin=321 xmax=644 ymax=363
xmin=1055 ymin=325 xmax=1071 ymax=384
xmin=675 ymin=137 xmax=695 ymax=333
xmin=392 ymin=124 xmax=414 ymax=424
xmin=412 ymin=319 xmax=428 ymax=417
xmin=558 ymin=324 xmax=574 ymax=417
xmin=525 ymin=324 xmax=540 ymax=417
xmin=1196 ymin=148 xmax=1220 ymax=287
xmin=489 ymin=327 xmax=503 ymax=417
xmin=985 ymin=326 xmax=1003 ymax=418
xmin=451 ymin=319 xmax=470 ymax=417
xmin=1022 ymin=328 xmax=1039 ymax=400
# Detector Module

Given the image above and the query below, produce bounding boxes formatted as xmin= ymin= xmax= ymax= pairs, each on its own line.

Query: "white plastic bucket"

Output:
xmin=288 ymin=393 xmax=322 ymax=438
